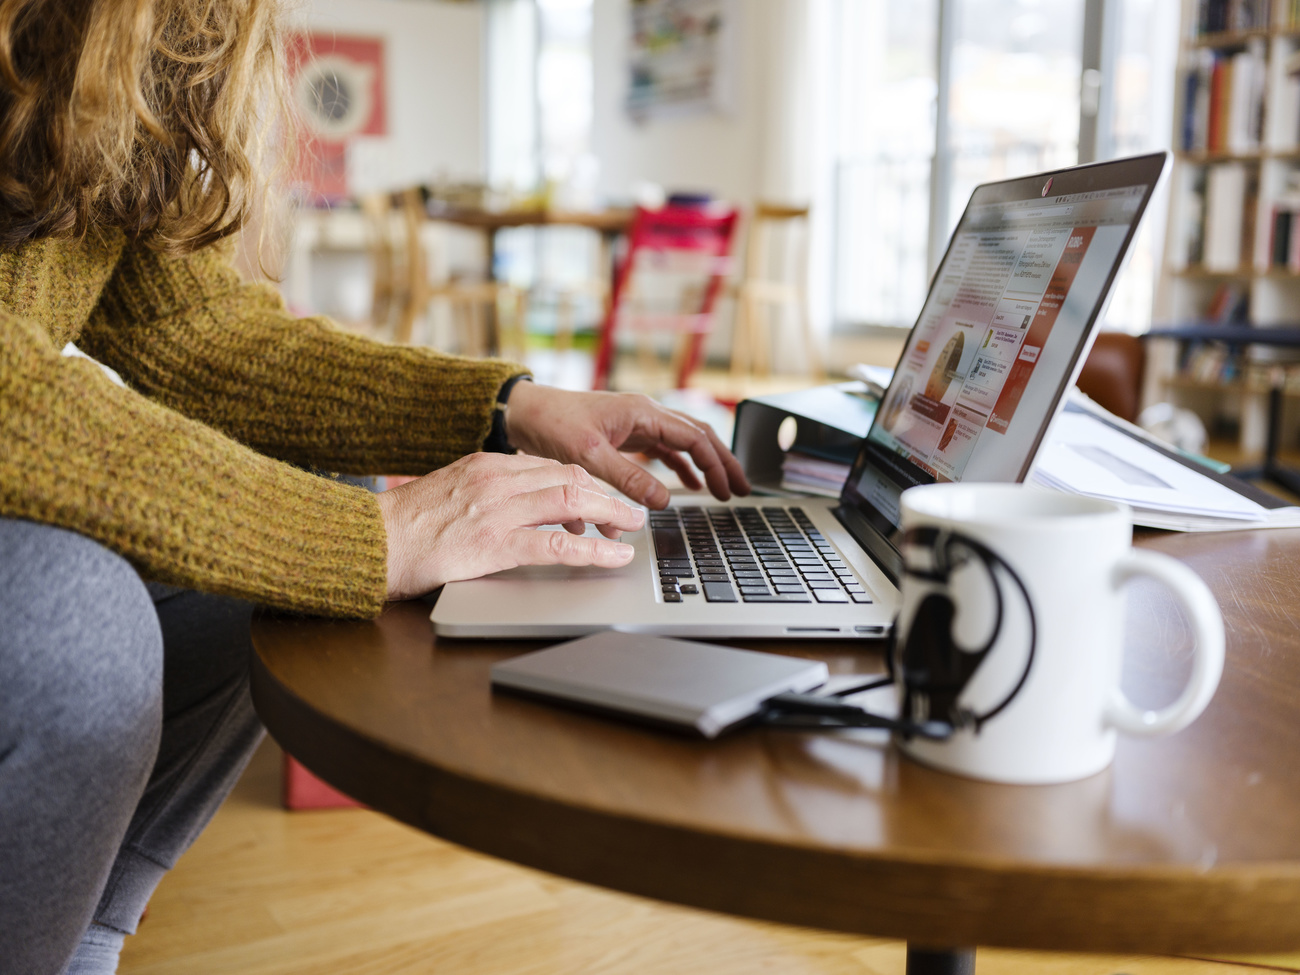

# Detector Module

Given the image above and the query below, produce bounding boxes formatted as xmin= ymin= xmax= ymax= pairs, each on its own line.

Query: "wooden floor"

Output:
xmin=120 ymin=739 xmax=1300 ymax=975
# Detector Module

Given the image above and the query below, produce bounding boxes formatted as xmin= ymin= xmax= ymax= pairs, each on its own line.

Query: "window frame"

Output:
xmin=828 ymin=0 xmax=1121 ymax=334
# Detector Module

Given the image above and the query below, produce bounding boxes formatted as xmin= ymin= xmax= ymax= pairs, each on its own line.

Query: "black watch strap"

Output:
xmin=483 ymin=374 xmax=532 ymax=453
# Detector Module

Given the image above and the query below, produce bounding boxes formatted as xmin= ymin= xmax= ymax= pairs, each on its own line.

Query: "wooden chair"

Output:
xmin=390 ymin=188 xmax=528 ymax=357
xmin=592 ymin=204 xmax=740 ymax=390
xmin=729 ymin=202 xmax=821 ymax=380
xmin=358 ymin=193 xmax=400 ymax=335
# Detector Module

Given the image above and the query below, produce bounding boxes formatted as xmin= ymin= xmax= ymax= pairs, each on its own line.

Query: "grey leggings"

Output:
xmin=0 ymin=518 xmax=265 ymax=975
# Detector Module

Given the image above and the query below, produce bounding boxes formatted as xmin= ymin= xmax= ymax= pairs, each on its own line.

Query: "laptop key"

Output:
xmin=663 ymin=592 xmax=683 ymax=603
xmin=703 ymin=582 xmax=738 ymax=602
xmin=807 ymin=579 xmax=843 ymax=589
xmin=813 ymin=588 xmax=850 ymax=603
xmin=700 ymin=573 xmax=730 ymax=583
xmin=652 ymin=529 xmax=688 ymax=560
xmin=680 ymin=584 xmax=699 ymax=595
xmin=743 ymin=593 xmax=809 ymax=603
xmin=850 ymin=593 xmax=874 ymax=603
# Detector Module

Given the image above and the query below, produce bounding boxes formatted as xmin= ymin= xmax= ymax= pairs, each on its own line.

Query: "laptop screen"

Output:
xmin=841 ymin=152 xmax=1166 ymax=551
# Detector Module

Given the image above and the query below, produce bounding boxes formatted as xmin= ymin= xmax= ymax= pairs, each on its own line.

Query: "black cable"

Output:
xmin=827 ymin=675 xmax=894 ymax=698
xmin=761 ymin=691 xmax=953 ymax=740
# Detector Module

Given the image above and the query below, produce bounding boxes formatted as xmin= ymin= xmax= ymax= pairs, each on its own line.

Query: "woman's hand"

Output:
xmin=503 ymin=382 xmax=751 ymax=509
xmin=375 ymin=453 xmax=645 ymax=600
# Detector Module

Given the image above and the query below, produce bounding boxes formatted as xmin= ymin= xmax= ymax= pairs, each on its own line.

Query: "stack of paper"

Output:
xmin=780 ymin=452 xmax=850 ymax=498
xmin=1032 ymin=408 xmax=1300 ymax=532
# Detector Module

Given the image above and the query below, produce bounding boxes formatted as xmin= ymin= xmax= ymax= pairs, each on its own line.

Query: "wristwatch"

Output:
xmin=483 ymin=374 xmax=532 ymax=453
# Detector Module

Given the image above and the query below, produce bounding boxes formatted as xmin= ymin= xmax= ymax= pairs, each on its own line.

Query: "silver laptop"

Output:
xmin=432 ymin=153 xmax=1167 ymax=639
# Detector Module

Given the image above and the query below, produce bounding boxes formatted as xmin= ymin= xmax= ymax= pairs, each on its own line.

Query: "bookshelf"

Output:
xmin=1155 ymin=0 xmax=1300 ymax=452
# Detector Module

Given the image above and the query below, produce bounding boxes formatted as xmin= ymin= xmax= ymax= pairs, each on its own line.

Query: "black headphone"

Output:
xmin=761 ymin=527 xmax=1036 ymax=741
xmin=887 ymin=526 xmax=1037 ymax=735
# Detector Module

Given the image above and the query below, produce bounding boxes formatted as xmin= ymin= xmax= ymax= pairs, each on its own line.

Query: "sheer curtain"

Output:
xmin=755 ymin=0 xmax=836 ymax=355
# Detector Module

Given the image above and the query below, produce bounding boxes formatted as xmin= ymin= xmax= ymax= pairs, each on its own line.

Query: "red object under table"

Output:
xmin=282 ymin=754 xmax=364 ymax=810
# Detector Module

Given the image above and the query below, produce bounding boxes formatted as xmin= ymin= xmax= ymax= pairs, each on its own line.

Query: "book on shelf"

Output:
xmin=1205 ymin=280 xmax=1251 ymax=321
xmin=1195 ymin=0 xmax=1272 ymax=36
xmin=1275 ymin=48 xmax=1300 ymax=148
xmin=1181 ymin=41 xmax=1265 ymax=154
xmin=1281 ymin=0 xmax=1300 ymax=31
xmin=1266 ymin=171 xmax=1300 ymax=270
xmin=1202 ymin=162 xmax=1257 ymax=269
xmin=1174 ymin=282 xmax=1251 ymax=384
xmin=1183 ymin=341 xmax=1239 ymax=382
xmin=1175 ymin=167 xmax=1207 ymax=268
xmin=1268 ymin=200 xmax=1300 ymax=270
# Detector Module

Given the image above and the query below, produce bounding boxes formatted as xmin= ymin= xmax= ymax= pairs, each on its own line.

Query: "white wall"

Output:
xmin=296 ymin=0 xmax=486 ymax=192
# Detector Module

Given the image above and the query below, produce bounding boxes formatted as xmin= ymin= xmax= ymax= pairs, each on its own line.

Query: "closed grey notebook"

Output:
xmin=490 ymin=631 xmax=829 ymax=738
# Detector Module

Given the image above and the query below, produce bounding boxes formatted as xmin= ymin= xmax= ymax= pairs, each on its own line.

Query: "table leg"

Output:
xmin=906 ymin=945 xmax=976 ymax=975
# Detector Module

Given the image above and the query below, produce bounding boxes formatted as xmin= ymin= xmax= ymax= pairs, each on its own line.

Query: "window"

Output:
xmin=829 ymin=0 xmax=1178 ymax=333
xmin=831 ymin=0 xmax=939 ymax=332
xmin=487 ymin=0 xmax=599 ymax=303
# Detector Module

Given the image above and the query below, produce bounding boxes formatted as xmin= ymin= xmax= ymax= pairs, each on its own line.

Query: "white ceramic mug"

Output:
xmin=892 ymin=484 xmax=1224 ymax=784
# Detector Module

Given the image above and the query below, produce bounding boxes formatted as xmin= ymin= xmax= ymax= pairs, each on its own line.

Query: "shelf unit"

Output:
xmin=1154 ymin=0 xmax=1300 ymax=452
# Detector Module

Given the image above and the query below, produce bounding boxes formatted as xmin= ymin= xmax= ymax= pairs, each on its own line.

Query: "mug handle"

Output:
xmin=1104 ymin=550 xmax=1225 ymax=737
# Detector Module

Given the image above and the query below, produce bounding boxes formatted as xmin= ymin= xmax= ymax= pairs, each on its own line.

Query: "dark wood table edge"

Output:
xmin=250 ymin=638 xmax=1300 ymax=955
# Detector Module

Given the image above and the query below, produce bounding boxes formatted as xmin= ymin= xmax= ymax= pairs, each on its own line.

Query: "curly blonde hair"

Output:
xmin=0 ymin=0 xmax=287 ymax=254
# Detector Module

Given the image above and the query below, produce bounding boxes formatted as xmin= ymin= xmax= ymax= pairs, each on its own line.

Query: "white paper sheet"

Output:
xmin=1034 ymin=411 xmax=1266 ymax=522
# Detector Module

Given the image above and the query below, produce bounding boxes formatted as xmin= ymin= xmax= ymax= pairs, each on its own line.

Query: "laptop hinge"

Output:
xmin=833 ymin=504 xmax=902 ymax=586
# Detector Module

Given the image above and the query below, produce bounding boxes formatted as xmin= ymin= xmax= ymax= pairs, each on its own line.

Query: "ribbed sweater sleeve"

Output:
xmin=79 ymin=241 xmax=527 ymax=475
xmin=0 ymin=308 xmax=388 ymax=618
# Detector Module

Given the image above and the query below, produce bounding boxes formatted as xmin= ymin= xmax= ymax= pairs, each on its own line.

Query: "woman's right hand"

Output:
xmin=374 ymin=453 xmax=646 ymax=601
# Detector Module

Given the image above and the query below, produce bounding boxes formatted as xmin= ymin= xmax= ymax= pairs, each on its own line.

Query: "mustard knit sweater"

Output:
xmin=0 ymin=231 xmax=526 ymax=618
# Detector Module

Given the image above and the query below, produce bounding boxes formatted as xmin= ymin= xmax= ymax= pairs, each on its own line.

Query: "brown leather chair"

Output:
xmin=1076 ymin=331 xmax=1146 ymax=422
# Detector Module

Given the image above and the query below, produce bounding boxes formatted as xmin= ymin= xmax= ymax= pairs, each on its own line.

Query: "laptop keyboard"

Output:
xmin=649 ymin=506 xmax=873 ymax=605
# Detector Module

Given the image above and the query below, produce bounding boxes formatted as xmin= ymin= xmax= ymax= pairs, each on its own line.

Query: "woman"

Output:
xmin=0 ymin=1 xmax=748 ymax=971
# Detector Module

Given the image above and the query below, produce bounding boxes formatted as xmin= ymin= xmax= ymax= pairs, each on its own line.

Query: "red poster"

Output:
xmin=287 ymin=34 xmax=387 ymax=203
xmin=987 ymin=226 xmax=1096 ymax=434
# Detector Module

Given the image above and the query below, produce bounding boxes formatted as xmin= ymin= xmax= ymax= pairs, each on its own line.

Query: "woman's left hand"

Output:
xmin=503 ymin=382 xmax=751 ymax=510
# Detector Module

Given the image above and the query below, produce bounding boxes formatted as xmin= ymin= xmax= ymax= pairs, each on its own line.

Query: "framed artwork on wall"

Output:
xmin=287 ymin=33 xmax=388 ymax=203
xmin=625 ymin=0 xmax=737 ymax=122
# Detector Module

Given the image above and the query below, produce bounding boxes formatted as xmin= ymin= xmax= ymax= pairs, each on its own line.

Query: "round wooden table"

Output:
xmin=251 ymin=528 xmax=1300 ymax=969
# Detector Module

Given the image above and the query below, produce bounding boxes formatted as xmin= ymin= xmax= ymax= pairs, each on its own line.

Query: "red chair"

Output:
xmin=592 ymin=203 xmax=740 ymax=390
